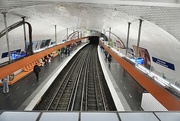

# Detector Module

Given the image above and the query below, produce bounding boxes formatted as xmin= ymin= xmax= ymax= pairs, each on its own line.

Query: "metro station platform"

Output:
xmin=0 ymin=43 xmax=179 ymax=121
xmin=0 ymin=43 xmax=86 ymax=110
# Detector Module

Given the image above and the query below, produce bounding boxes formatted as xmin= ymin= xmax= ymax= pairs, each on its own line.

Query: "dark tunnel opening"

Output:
xmin=89 ymin=36 xmax=99 ymax=45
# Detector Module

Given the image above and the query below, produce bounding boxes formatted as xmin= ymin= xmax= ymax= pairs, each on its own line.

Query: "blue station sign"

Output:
xmin=152 ymin=57 xmax=175 ymax=71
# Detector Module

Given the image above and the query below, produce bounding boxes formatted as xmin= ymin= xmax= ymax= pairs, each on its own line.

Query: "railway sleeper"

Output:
xmin=88 ymin=94 xmax=95 ymax=97
xmin=88 ymin=103 xmax=97 ymax=107
xmin=88 ymin=97 xmax=96 ymax=101
xmin=88 ymin=106 xmax=97 ymax=110
xmin=57 ymin=107 xmax=67 ymax=110
xmin=58 ymin=103 xmax=68 ymax=108
xmin=88 ymin=78 xmax=93 ymax=81
xmin=88 ymin=87 xmax=95 ymax=90
xmin=64 ymin=90 xmax=72 ymax=93
xmin=88 ymin=83 xmax=95 ymax=85
xmin=61 ymin=98 xmax=69 ymax=102
xmin=88 ymin=90 xmax=95 ymax=94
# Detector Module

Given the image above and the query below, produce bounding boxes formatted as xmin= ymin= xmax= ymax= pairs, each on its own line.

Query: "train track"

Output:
xmin=35 ymin=44 xmax=115 ymax=111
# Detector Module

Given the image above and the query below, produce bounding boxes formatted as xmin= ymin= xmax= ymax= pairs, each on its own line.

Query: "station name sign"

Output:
xmin=152 ymin=57 xmax=175 ymax=71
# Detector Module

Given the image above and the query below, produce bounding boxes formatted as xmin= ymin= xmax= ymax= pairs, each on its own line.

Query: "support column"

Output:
xmin=55 ymin=25 xmax=57 ymax=44
xmin=109 ymin=27 xmax=111 ymax=41
xmin=79 ymin=31 xmax=81 ymax=38
xmin=78 ymin=31 xmax=79 ymax=39
xmin=66 ymin=28 xmax=68 ymax=40
xmin=2 ymin=12 xmax=11 ymax=63
xmin=126 ymin=22 xmax=131 ymax=56
xmin=136 ymin=19 xmax=143 ymax=63
xmin=22 ymin=17 xmax=27 ymax=51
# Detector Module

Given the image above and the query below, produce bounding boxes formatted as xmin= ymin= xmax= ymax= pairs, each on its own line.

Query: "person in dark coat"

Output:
xmin=104 ymin=51 xmax=108 ymax=62
xmin=33 ymin=64 xmax=41 ymax=81
xmin=107 ymin=54 xmax=112 ymax=67
xmin=58 ymin=49 xmax=61 ymax=61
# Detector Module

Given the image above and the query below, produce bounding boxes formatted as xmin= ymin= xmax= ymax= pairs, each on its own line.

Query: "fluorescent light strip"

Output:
xmin=170 ymin=84 xmax=180 ymax=92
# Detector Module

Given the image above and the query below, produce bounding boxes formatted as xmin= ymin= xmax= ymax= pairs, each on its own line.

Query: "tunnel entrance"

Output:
xmin=89 ymin=36 xmax=99 ymax=45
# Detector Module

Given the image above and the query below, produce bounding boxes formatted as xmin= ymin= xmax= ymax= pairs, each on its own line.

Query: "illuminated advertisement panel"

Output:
xmin=133 ymin=45 xmax=151 ymax=69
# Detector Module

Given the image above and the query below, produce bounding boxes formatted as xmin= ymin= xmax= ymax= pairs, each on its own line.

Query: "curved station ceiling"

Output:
xmin=0 ymin=0 xmax=180 ymax=83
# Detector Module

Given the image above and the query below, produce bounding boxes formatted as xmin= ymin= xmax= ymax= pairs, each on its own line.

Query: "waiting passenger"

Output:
xmin=107 ymin=54 xmax=112 ymax=67
xmin=67 ymin=47 xmax=70 ymax=56
xmin=50 ymin=53 xmax=54 ymax=61
xmin=39 ymin=58 xmax=45 ymax=66
xmin=44 ymin=56 xmax=48 ymax=64
xmin=58 ymin=49 xmax=61 ymax=61
xmin=61 ymin=48 xmax=64 ymax=58
xmin=2 ymin=76 xmax=9 ymax=93
xmin=47 ymin=54 xmax=51 ymax=62
xmin=104 ymin=51 xmax=108 ymax=62
xmin=33 ymin=63 xmax=41 ymax=81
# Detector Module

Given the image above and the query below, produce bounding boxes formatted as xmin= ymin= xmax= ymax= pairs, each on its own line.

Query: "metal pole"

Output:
xmin=126 ymin=22 xmax=131 ymax=56
xmin=2 ymin=12 xmax=11 ymax=63
xmin=78 ymin=31 xmax=79 ymax=39
xmin=25 ymin=22 xmax=33 ymax=55
xmin=22 ymin=17 xmax=27 ymax=50
xmin=55 ymin=25 xmax=57 ymax=44
xmin=79 ymin=31 xmax=81 ymax=38
xmin=136 ymin=19 xmax=143 ymax=63
xmin=66 ymin=28 xmax=68 ymax=40
xmin=109 ymin=27 xmax=111 ymax=41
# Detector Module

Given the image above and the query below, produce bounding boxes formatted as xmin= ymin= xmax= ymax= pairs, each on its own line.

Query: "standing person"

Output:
xmin=67 ymin=47 xmax=70 ymax=56
xmin=104 ymin=51 xmax=108 ymax=62
xmin=2 ymin=76 xmax=9 ymax=93
xmin=33 ymin=63 xmax=41 ymax=81
xmin=39 ymin=58 xmax=44 ymax=66
xmin=58 ymin=49 xmax=61 ymax=61
xmin=107 ymin=54 xmax=112 ymax=67
xmin=61 ymin=48 xmax=64 ymax=59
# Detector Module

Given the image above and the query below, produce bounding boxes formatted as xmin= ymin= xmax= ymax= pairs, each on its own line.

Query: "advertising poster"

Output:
xmin=40 ymin=40 xmax=47 ymax=48
xmin=32 ymin=41 xmax=38 ymax=52
xmin=133 ymin=45 xmax=151 ymax=69
xmin=116 ymin=40 xmax=124 ymax=48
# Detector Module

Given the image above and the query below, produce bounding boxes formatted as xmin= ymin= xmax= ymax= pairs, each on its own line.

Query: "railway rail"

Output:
xmin=35 ymin=44 xmax=116 ymax=111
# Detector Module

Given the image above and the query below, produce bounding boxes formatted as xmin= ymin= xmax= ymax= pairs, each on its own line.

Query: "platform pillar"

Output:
xmin=22 ymin=17 xmax=27 ymax=51
xmin=2 ymin=12 xmax=11 ymax=63
xmin=67 ymin=28 xmax=68 ymax=40
xmin=126 ymin=22 xmax=131 ymax=56
xmin=135 ymin=19 xmax=143 ymax=63
xmin=55 ymin=25 xmax=57 ymax=44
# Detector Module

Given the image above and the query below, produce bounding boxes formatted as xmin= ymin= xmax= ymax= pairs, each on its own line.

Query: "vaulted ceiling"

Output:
xmin=0 ymin=1 xmax=180 ymax=80
xmin=0 ymin=0 xmax=180 ymax=42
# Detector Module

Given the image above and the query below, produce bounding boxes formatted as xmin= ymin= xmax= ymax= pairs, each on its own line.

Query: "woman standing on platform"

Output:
xmin=2 ymin=76 xmax=9 ymax=93
xmin=58 ymin=49 xmax=61 ymax=61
